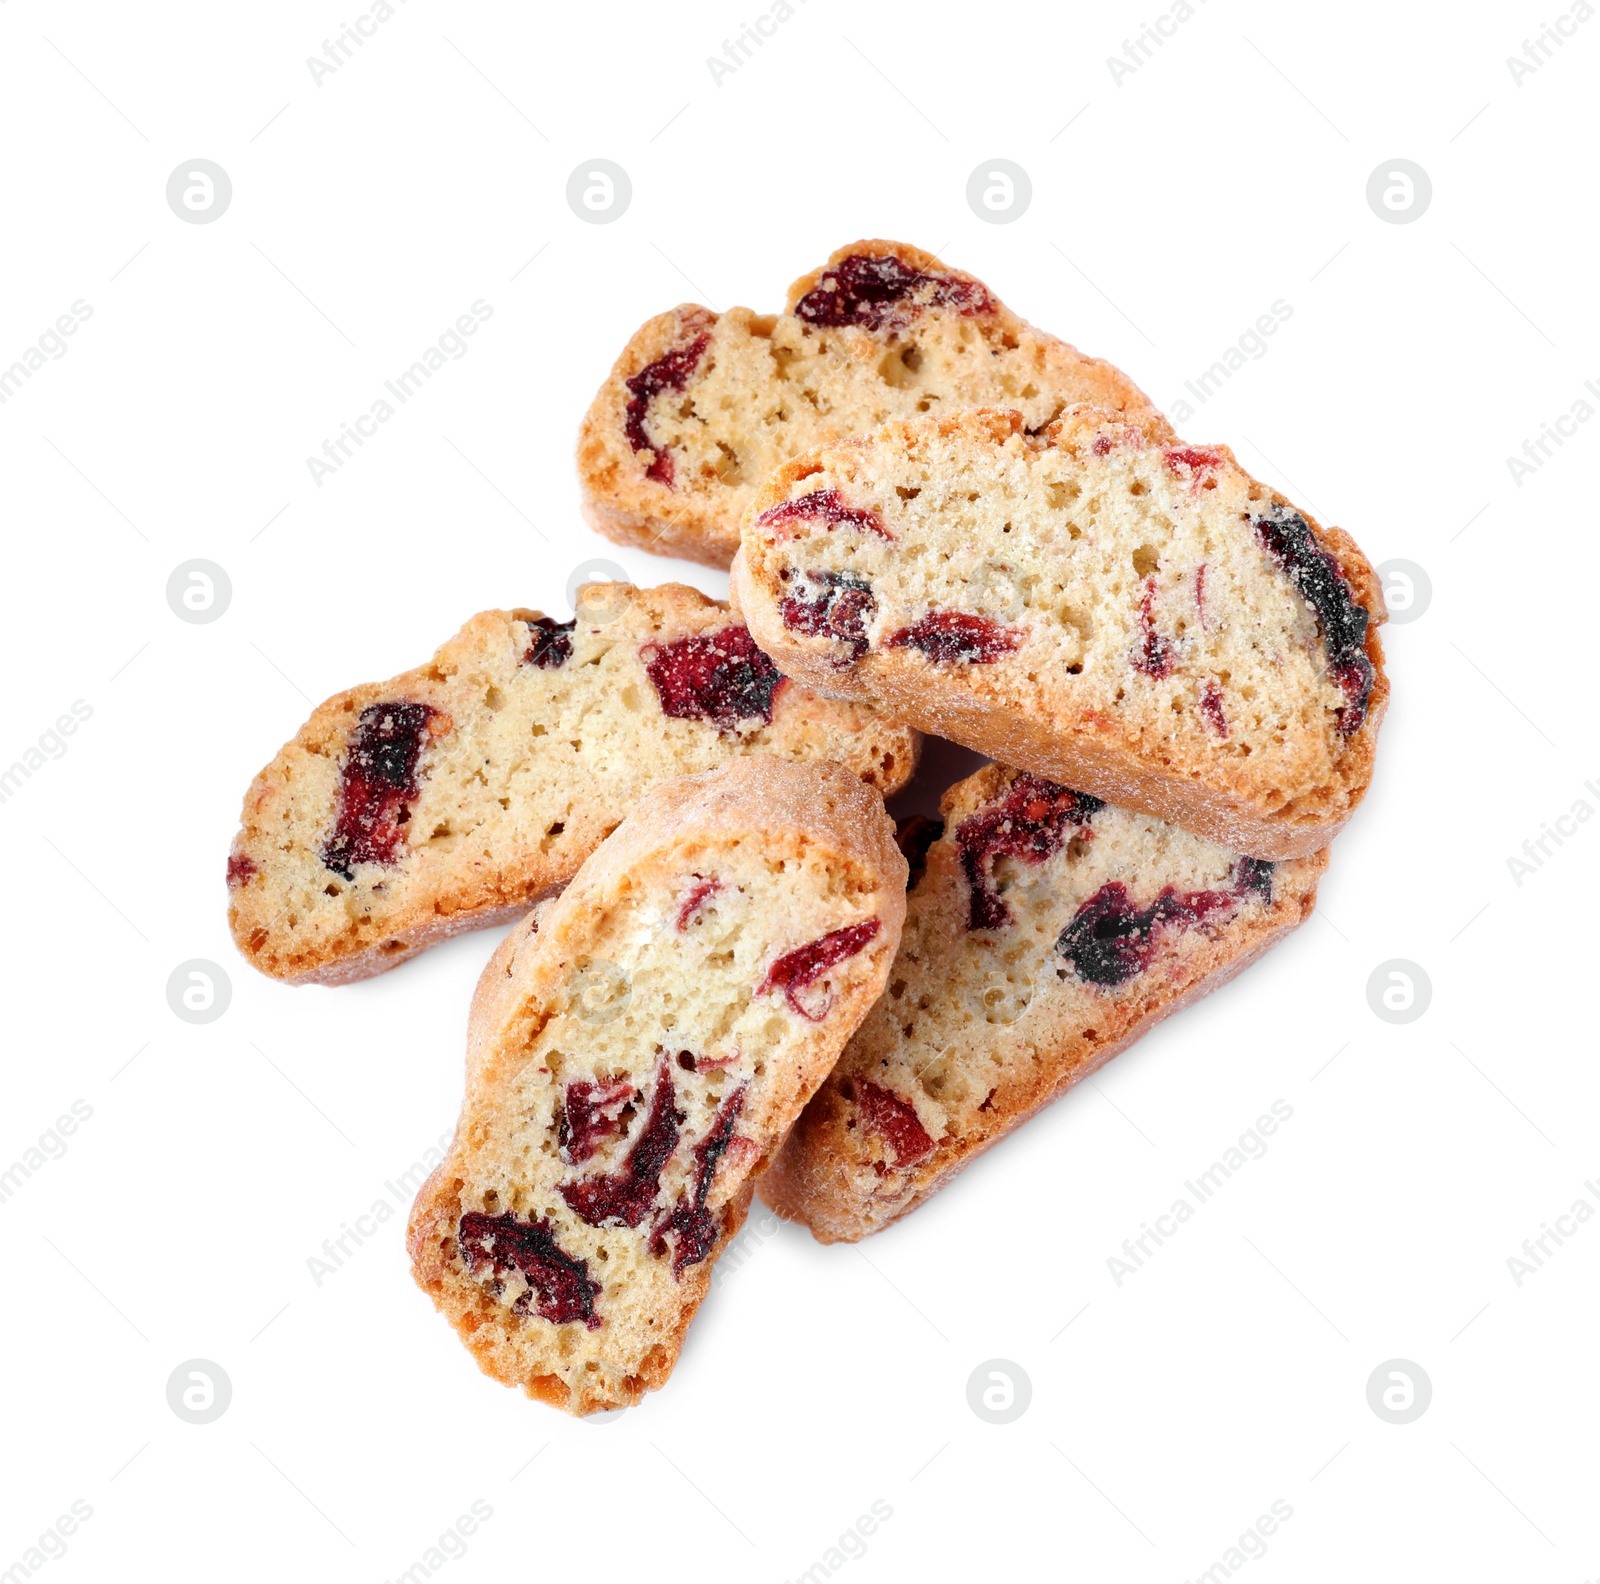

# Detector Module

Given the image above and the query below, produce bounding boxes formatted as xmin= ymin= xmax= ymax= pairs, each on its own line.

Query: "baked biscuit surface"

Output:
xmin=577 ymin=239 xmax=1167 ymax=567
xmin=407 ymin=757 xmax=906 ymax=1412
xmin=734 ymin=406 xmax=1387 ymax=858
xmin=760 ymin=765 xmax=1326 ymax=1243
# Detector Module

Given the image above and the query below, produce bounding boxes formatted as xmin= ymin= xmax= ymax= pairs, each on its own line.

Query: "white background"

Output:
xmin=1 ymin=1 xmax=1595 ymax=1579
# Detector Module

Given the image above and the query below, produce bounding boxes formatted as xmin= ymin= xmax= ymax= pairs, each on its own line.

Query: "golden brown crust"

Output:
xmin=576 ymin=239 xmax=1168 ymax=569
xmin=760 ymin=765 xmax=1328 ymax=1243
xmin=408 ymin=757 xmax=907 ymax=1411
xmin=733 ymin=407 xmax=1387 ymax=860
xmin=227 ymin=583 xmax=918 ymax=985
xmin=576 ymin=307 xmax=727 ymax=565
xmin=780 ymin=237 xmax=957 ymax=309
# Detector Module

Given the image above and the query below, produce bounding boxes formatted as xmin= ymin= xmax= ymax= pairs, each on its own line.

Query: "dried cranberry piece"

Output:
xmin=756 ymin=488 xmax=891 ymax=541
xmin=226 ymin=854 xmax=257 ymax=888
xmin=778 ymin=569 xmax=877 ymax=662
xmin=524 ymin=615 xmax=576 ymax=670
xmin=1326 ymin=656 xmax=1376 ymax=734
xmin=1164 ymin=447 xmax=1223 ymax=475
xmin=650 ymin=1084 xmax=748 ymax=1277
xmin=854 ymin=1080 xmax=935 ymax=1167
xmin=894 ymin=815 xmax=944 ymax=892
xmin=321 ymin=702 xmax=446 ymax=879
xmin=758 ymin=919 xmax=881 ymax=1021
xmin=1132 ymin=576 xmax=1177 ymax=679
xmin=1057 ymin=881 xmax=1224 ymax=986
xmin=955 ymin=774 xmax=1102 ymax=932
xmin=559 ymin=1055 xmax=682 ymax=1228
xmin=643 ymin=626 xmax=785 ymax=732
xmin=1056 ymin=875 xmax=1259 ymax=988
xmin=1253 ymin=504 xmax=1374 ymax=735
xmin=558 ymin=1076 xmax=635 ymax=1165
xmin=794 ymin=253 xmax=993 ymax=331
xmin=1199 ymin=679 xmax=1227 ymax=736
xmin=676 ymin=876 xmax=722 ymax=931
xmin=623 ymin=329 xmax=711 ymax=487
xmin=458 ymin=1212 xmax=601 ymax=1330
xmin=886 ymin=611 xmax=1021 ymax=664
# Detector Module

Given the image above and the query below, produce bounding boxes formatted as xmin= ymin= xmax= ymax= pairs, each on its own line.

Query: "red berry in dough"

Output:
xmin=793 ymin=252 xmax=992 ymax=332
xmin=321 ymin=702 xmax=448 ymax=879
xmin=624 ymin=330 xmax=711 ymax=487
xmin=643 ymin=626 xmax=785 ymax=732
xmin=854 ymin=1080 xmax=935 ymax=1166
xmin=759 ymin=919 xmax=882 ymax=1021
xmin=886 ymin=611 xmax=1021 ymax=665
xmin=458 ymin=1212 xmax=602 ymax=1330
xmin=955 ymin=774 xmax=1102 ymax=931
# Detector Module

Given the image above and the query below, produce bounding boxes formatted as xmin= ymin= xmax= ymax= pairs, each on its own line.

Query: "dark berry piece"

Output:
xmin=643 ymin=626 xmax=785 ymax=732
xmin=886 ymin=611 xmax=1021 ymax=665
xmin=756 ymin=488 xmax=891 ymax=541
xmin=778 ymin=569 xmax=877 ymax=662
xmin=894 ymin=815 xmax=945 ymax=892
xmin=676 ymin=876 xmax=722 ymax=931
xmin=458 ymin=1211 xmax=601 ymax=1330
xmin=1234 ymin=857 xmax=1275 ymax=901
xmin=1056 ymin=880 xmax=1244 ymax=988
xmin=854 ymin=1080 xmax=935 ymax=1167
xmin=955 ymin=774 xmax=1102 ymax=932
xmin=321 ymin=702 xmax=447 ymax=880
xmin=524 ymin=615 xmax=576 ymax=670
xmin=650 ymin=1084 xmax=748 ymax=1277
xmin=558 ymin=1076 xmax=635 ymax=1165
xmin=1132 ymin=575 xmax=1177 ymax=679
xmin=758 ymin=918 xmax=881 ymax=1021
xmin=1326 ymin=655 xmax=1376 ymax=736
xmin=1253 ymin=503 xmax=1374 ymax=735
xmin=793 ymin=252 xmax=993 ymax=332
xmin=623 ymin=329 xmax=712 ymax=488
xmin=1057 ymin=883 xmax=1154 ymax=987
xmin=226 ymin=854 xmax=257 ymax=888
xmin=559 ymin=1054 xmax=681 ymax=1228
xmin=1199 ymin=679 xmax=1227 ymax=736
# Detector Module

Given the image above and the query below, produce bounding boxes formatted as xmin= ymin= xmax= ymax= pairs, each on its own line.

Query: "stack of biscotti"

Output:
xmin=228 ymin=237 xmax=1387 ymax=1413
xmin=724 ymin=388 xmax=1385 ymax=1243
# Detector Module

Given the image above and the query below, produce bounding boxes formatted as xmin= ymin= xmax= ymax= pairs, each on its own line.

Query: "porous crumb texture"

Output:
xmin=733 ymin=406 xmax=1388 ymax=859
xmin=760 ymin=765 xmax=1326 ymax=1243
xmin=227 ymin=582 xmax=916 ymax=984
xmin=407 ymin=757 xmax=906 ymax=1413
xmin=576 ymin=238 xmax=1168 ymax=568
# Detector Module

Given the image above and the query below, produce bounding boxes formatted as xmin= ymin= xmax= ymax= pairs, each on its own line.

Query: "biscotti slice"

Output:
xmin=577 ymin=238 xmax=1167 ymax=568
xmin=228 ymin=582 xmax=916 ymax=985
xmin=407 ymin=756 xmax=907 ymax=1413
xmin=733 ymin=406 xmax=1387 ymax=859
xmin=760 ymin=764 xmax=1326 ymax=1243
